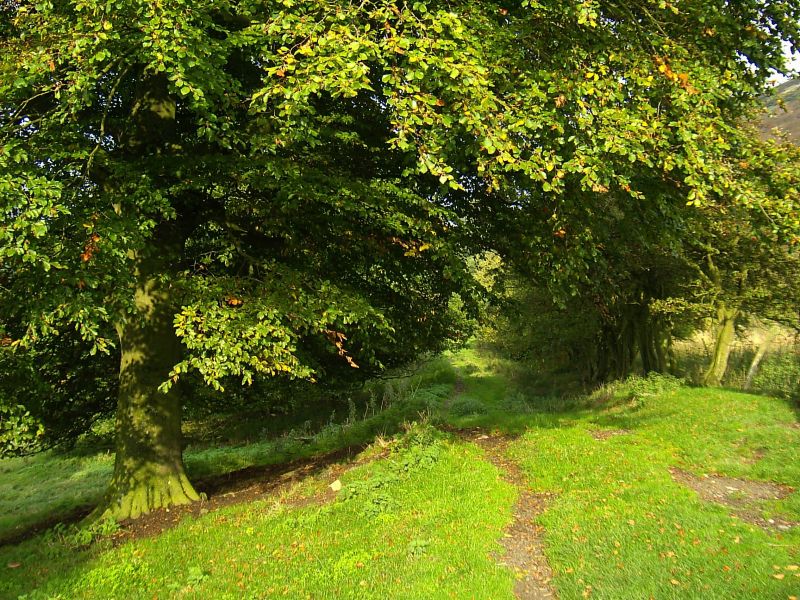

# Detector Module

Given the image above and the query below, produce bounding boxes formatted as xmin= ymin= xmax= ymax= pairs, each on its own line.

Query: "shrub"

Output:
xmin=448 ymin=395 xmax=489 ymax=417
xmin=0 ymin=401 xmax=44 ymax=457
xmin=591 ymin=372 xmax=683 ymax=408
xmin=751 ymin=351 xmax=800 ymax=399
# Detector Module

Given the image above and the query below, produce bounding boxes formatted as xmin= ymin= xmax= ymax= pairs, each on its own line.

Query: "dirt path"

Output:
xmin=448 ymin=372 xmax=557 ymax=598
xmin=670 ymin=467 xmax=797 ymax=532
xmin=459 ymin=430 xmax=558 ymax=599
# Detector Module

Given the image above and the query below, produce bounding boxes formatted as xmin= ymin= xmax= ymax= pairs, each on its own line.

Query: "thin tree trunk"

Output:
xmin=92 ymin=263 xmax=199 ymax=521
xmin=744 ymin=326 xmax=779 ymax=390
xmin=654 ymin=319 xmax=670 ymax=374
xmin=702 ymin=304 xmax=738 ymax=387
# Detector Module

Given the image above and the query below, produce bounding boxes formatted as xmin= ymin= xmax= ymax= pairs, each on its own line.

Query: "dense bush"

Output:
xmin=0 ymin=401 xmax=43 ymax=458
xmin=752 ymin=351 xmax=800 ymax=400
xmin=0 ymin=336 xmax=117 ymax=455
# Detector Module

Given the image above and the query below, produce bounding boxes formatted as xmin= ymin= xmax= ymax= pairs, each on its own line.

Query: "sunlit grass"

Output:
xmin=1 ymin=347 xmax=799 ymax=598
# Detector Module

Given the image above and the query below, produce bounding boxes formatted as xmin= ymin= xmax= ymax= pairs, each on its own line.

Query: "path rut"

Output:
xmin=459 ymin=429 xmax=558 ymax=599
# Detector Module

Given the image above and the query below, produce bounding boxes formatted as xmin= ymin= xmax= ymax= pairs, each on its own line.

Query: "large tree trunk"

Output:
xmin=88 ymin=74 xmax=200 ymax=522
xmin=92 ymin=267 xmax=199 ymax=522
xmin=702 ymin=303 xmax=738 ymax=387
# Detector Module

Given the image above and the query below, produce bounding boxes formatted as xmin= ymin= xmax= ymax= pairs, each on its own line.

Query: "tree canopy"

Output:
xmin=3 ymin=0 xmax=800 ymax=519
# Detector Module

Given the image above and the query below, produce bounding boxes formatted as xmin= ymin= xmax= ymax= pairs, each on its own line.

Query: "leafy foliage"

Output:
xmin=3 ymin=0 xmax=800 ymax=385
xmin=0 ymin=401 xmax=43 ymax=458
xmin=4 ymin=0 xmax=800 ymax=514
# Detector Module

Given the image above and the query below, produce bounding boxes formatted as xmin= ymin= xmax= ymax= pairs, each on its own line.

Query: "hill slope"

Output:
xmin=761 ymin=78 xmax=800 ymax=139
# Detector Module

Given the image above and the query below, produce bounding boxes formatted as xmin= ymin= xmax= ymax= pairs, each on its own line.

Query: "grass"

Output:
xmin=1 ymin=425 xmax=517 ymax=599
xmin=0 ymin=451 xmax=112 ymax=540
xmin=447 ymin=348 xmax=800 ymax=599
xmin=0 ymin=356 xmax=454 ymax=543
xmin=1 ymin=346 xmax=799 ymax=599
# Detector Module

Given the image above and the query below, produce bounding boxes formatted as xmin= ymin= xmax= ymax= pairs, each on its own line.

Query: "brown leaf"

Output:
xmin=7 ymin=562 xmax=21 ymax=569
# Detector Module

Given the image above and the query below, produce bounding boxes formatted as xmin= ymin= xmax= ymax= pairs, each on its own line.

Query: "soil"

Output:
xmin=461 ymin=429 xmax=558 ymax=600
xmin=670 ymin=467 xmax=797 ymax=531
xmin=108 ymin=443 xmax=385 ymax=544
xmin=743 ymin=447 xmax=767 ymax=465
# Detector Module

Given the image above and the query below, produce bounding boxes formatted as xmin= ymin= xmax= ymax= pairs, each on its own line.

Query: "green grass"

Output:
xmin=447 ymin=348 xmax=800 ymax=599
xmin=1 ymin=426 xmax=517 ymax=599
xmin=1 ymin=347 xmax=799 ymax=599
xmin=0 ymin=451 xmax=112 ymax=539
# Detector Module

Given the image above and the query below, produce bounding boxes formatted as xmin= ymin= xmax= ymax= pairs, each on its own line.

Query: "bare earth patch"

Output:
xmin=589 ymin=429 xmax=630 ymax=441
xmin=463 ymin=430 xmax=558 ymax=600
xmin=107 ymin=443 xmax=386 ymax=544
xmin=670 ymin=467 xmax=797 ymax=531
xmin=743 ymin=447 xmax=767 ymax=465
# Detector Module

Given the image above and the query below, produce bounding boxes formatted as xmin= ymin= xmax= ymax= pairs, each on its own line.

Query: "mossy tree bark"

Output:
xmin=702 ymin=303 xmax=739 ymax=387
xmin=92 ymin=258 xmax=200 ymax=522
xmin=89 ymin=75 xmax=200 ymax=522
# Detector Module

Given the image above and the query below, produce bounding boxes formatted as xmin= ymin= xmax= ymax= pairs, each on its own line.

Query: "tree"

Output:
xmin=3 ymin=0 xmax=800 ymax=520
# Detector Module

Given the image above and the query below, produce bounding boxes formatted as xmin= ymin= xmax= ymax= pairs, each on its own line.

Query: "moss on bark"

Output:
xmin=92 ymin=265 xmax=199 ymax=522
xmin=703 ymin=304 xmax=738 ymax=387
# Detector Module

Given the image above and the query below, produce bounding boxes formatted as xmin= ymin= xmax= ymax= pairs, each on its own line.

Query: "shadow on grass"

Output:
xmin=0 ymin=375 xmax=445 ymax=548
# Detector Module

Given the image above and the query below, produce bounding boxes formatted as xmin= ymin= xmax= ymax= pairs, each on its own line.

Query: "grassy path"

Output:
xmin=446 ymin=348 xmax=800 ymax=599
xmin=468 ymin=431 xmax=557 ymax=599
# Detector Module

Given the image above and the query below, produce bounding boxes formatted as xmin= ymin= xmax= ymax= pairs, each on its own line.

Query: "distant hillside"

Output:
xmin=760 ymin=78 xmax=800 ymax=140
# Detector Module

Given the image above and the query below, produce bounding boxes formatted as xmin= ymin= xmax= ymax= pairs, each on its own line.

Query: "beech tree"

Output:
xmin=3 ymin=0 xmax=800 ymax=520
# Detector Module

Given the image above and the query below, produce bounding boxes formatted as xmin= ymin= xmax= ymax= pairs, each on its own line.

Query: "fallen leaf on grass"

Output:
xmin=7 ymin=562 xmax=21 ymax=569
xmin=670 ymin=579 xmax=680 ymax=586
xmin=329 ymin=480 xmax=342 ymax=492
xmin=774 ymin=574 xmax=785 ymax=580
